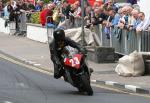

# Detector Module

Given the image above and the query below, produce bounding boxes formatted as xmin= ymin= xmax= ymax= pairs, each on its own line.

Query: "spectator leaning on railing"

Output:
xmin=0 ymin=0 xmax=3 ymax=17
xmin=87 ymin=6 xmax=109 ymax=27
xmin=92 ymin=7 xmax=104 ymax=25
xmin=61 ymin=1 xmax=71 ymax=21
xmin=11 ymin=0 xmax=16 ymax=9
xmin=103 ymin=8 xmax=116 ymax=39
xmin=8 ymin=4 xmax=15 ymax=22
xmin=136 ymin=12 xmax=150 ymax=32
xmin=128 ymin=9 xmax=140 ymax=30
xmin=46 ymin=3 xmax=55 ymax=25
xmin=84 ymin=6 xmax=92 ymax=27
xmin=105 ymin=8 xmax=115 ymax=25
xmin=40 ymin=3 xmax=55 ymax=27
xmin=111 ymin=7 xmax=121 ymax=26
xmin=126 ymin=5 xmax=133 ymax=29
xmin=13 ymin=1 xmax=22 ymax=35
xmin=92 ymin=0 xmax=102 ymax=10
xmin=3 ymin=2 xmax=13 ymax=19
xmin=72 ymin=1 xmax=82 ymax=27
xmin=117 ymin=7 xmax=126 ymax=29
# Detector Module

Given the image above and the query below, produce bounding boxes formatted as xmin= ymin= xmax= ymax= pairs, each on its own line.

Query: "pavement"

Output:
xmin=0 ymin=32 xmax=150 ymax=95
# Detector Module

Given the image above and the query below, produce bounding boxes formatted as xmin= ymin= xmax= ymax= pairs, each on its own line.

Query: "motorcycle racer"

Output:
xmin=49 ymin=28 xmax=88 ymax=79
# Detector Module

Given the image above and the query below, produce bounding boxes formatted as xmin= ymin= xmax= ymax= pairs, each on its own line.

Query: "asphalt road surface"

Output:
xmin=0 ymin=57 xmax=150 ymax=103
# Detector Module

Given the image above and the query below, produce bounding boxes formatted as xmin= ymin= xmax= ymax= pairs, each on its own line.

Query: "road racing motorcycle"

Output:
xmin=61 ymin=46 xmax=93 ymax=96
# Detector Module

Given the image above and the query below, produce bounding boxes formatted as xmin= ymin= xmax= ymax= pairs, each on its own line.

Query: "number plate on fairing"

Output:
xmin=64 ymin=54 xmax=83 ymax=69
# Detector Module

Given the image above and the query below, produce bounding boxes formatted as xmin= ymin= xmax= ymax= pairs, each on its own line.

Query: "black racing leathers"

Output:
xmin=49 ymin=37 xmax=86 ymax=79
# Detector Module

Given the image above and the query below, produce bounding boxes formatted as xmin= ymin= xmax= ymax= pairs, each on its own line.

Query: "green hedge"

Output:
xmin=30 ymin=12 xmax=40 ymax=24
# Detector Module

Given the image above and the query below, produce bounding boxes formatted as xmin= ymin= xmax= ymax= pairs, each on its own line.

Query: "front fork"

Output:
xmin=81 ymin=58 xmax=91 ymax=76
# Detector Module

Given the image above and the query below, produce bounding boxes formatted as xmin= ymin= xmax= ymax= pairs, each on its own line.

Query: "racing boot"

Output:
xmin=89 ymin=68 xmax=94 ymax=73
xmin=54 ymin=68 xmax=65 ymax=79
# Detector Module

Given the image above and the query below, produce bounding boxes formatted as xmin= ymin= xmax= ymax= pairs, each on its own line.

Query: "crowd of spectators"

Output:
xmin=1 ymin=0 xmax=37 ymax=35
xmin=37 ymin=0 xmax=150 ymax=34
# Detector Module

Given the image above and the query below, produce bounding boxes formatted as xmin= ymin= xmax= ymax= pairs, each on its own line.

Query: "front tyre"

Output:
xmin=80 ymin=74 xmax=93 ymax=96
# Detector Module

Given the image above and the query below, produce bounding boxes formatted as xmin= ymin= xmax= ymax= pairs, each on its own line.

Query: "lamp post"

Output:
xmin=81 ymin=0 xmax=86 ymax=46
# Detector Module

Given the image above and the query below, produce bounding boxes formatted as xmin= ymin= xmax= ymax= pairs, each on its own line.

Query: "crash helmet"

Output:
xmin=53 ymin=28 xmax=65 ymax=42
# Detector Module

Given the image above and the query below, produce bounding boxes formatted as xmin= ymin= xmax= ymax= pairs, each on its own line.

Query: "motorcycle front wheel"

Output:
xmin=79 ymin=74 xmax=93 ymax=96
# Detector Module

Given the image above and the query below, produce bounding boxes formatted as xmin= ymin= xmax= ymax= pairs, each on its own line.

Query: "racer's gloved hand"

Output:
xmin=80 ymin=47 xmax=87 ymax=57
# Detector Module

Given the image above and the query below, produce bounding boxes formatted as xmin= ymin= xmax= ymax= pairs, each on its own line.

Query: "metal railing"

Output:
xmin=93 ymin=25 xmax=150 ymax=55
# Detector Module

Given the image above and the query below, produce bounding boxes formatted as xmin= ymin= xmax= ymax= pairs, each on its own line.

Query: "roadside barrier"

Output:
xmin=92 ymin=25 xmax=150 ymax=55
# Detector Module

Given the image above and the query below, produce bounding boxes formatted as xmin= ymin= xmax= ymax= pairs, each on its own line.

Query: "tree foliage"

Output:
xmin=2 ymin=0 xmax=9 ymax=4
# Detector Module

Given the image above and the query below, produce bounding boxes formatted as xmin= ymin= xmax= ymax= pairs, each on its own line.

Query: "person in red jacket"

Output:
xmin=40 ymin=6 xmax=48 ymax=26
xmin=40 ymin=3 xmax=55 ymax=26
